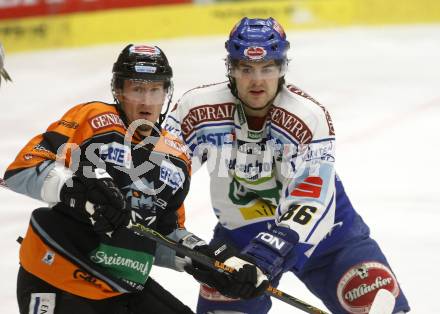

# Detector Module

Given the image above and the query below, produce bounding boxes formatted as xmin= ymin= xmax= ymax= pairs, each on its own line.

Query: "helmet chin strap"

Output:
xmin=159 ymin=94 xmax=172 ymax=126
xmin=159 ymin=82 xmax=174 ymax=126
xmin=113 ymin=96 xmax=130 ymax=128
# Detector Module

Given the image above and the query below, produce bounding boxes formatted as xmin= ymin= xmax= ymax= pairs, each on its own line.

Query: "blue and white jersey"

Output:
xmin=165 ymin=82 xmax=358 ymax=271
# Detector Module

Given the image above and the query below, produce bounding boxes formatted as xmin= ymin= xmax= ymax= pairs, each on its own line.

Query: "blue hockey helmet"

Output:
xmin=225 ymin=18 xmax=290 ymax=108
xmin=225 ymin=17 xmax=290 ymax=64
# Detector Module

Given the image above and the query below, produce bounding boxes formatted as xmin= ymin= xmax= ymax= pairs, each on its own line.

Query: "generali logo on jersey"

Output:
xmin=337 ymin=261 xmax=400 ymax=314
xmin=181 ymin=103 xmax=235 ymax=137
xmin=270 ymin=107 xmax=313 ymax=144
xmin=89 ymin=112 xmax=125 ymax=131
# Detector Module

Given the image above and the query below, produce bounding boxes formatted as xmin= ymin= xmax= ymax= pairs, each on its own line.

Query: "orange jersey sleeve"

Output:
xmin=4 ymin=101 xmax=125 ymax=200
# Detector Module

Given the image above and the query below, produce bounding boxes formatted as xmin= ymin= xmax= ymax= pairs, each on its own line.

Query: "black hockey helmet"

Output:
xmin=112 ymin=44 xmax=173 ymax=90
xmin=111 ymin=44 xmax=174 ymax=125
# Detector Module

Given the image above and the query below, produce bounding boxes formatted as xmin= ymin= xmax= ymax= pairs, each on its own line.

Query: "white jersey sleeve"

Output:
xmin=274 ymin=85 xmax=336 ymax=258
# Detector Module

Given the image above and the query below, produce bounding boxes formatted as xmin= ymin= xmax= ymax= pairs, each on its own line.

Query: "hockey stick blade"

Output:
xmin=129 ymin=223 xmax=329 ymax=314
xmin=369 ymin=289 xmax=396 ymax=314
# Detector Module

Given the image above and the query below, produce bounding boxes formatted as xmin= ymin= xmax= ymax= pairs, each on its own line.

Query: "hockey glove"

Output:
xmin=183 ymin=239 xmax=268 ymax=299
xmin=241 ymin=225 xmax=299 ymax=280
xmin=59 ymin=162 xmax=130 ymax=233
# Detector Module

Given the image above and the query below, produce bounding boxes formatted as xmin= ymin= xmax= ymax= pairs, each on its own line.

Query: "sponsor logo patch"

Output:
xmin=196 ymin=132 xmax=232 ymax=146
xmin=303 ymin=141 xmax=335 ymax=162
xmin=337 ymin=261 xmax=400 ymax=314
xmin=31 ymin=143 xmax=56 ymax=159
xmin=239 ymin=199 xmax=275 ymax=220
xmin=88 ymin=112 xmax=125 ymax=131
xmin=130 ymin=45 xmax=160 ymax=56
xmin=99 ymin=142 xmax=131 ymax=168
xmin=89 ymin=246 xmax=152 ymax=280
xmin=42 ymin=251 xmax=55 ymax=265
xmin=244 ymin=46 xmax=267 ymax=60
xmin=134 ymin=65 xmax=156 ymax=73
xmin=58 ymin=119 xmax=78 ymax=129
xmin=164 ymin=137 xmax=189 ymax=156
xmin=29 ymin=293 xmax=55 ymax=314
xmin=291 ymin=176 xmax=323 ymax=198
xmin=73 ymin=269 xmax=103 ymax=289
xmin=33 ymin=144 xmax=51 ymax=153
xmin=159 ymin=160 xmax=184 ymax=192
xmin=271 ymin=107 xmax=313 ymax=144
xmin=181 ymin=103 xmax=235 ymax=137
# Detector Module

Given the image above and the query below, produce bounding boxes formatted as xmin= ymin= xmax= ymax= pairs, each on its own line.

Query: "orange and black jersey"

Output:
xmin=4 ymin=101 xmax=191 ymax=299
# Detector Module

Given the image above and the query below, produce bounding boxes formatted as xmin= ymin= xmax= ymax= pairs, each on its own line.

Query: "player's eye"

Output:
xmin=241 ymin=67 xmax=252 ymax=74
xmin=262 ymin=66 xmax=277 ymax=74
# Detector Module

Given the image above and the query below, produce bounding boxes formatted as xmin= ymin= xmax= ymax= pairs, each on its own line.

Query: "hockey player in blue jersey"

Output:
xmin=165 ymin=17 xmax=410 ymax=313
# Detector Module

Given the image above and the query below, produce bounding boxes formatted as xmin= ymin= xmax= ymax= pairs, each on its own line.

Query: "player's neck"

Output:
xmin=246 ymin=114 xmax=268 ymax=131
xmin=243 ymin=105 xmax=271 ymax=119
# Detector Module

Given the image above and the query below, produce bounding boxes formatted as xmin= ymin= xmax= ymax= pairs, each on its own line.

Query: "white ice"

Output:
xmin=1 ymin=24 xmax=439 ymax=313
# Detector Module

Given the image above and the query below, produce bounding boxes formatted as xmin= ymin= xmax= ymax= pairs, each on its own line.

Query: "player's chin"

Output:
xmin=247 ymin=95 xmax=268 ymax=106
xmin=247 ymin=100 xmax=269 ymax=110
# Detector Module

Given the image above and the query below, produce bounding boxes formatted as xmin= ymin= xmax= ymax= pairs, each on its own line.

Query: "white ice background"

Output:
xmin=1 ymin=24 xmax=439 ymax=313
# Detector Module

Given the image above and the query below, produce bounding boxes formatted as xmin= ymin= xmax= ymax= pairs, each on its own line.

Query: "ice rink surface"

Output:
xmin=1 ymin=24 xmax=439 ymax=313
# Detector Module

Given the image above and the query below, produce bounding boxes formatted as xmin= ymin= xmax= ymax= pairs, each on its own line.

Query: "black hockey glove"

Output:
xmin=184 ymin=241 xmax=269 ymax=299
xmin=155 ymin=208 xmax=179 ymax=236
xmin=59 ymin=162 xmax=130 ymax=233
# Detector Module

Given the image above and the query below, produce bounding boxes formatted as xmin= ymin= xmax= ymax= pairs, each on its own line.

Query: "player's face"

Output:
xmin=119 ymin=80 xmax=166 ymax=136
xmin=232 ymin=60 xmax=280 ymax=116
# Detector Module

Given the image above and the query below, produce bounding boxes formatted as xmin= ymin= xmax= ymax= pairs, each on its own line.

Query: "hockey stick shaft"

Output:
xmin=0 ymin=180 xmax=328 ymax=313
xmin=128 ymin=223 xmax=329 ymax=314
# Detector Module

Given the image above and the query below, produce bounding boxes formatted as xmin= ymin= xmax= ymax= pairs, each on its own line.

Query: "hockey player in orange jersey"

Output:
xmin=4 ymin=44 xmax=266 ymax=314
